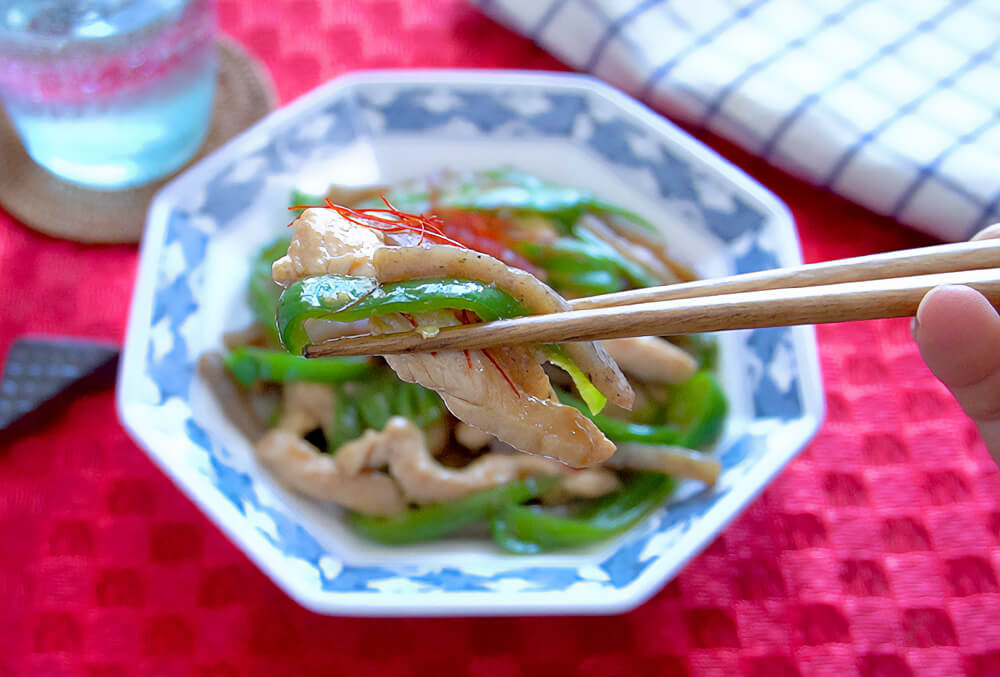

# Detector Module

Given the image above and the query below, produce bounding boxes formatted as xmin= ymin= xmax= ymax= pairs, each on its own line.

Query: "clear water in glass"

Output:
xmin=0 ymin=0 xmax=217 ymax=190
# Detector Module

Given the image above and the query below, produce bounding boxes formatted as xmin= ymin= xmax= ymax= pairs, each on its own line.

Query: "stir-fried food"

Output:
xmin=273 ymin=207 xmax=632 ymax=466
xmin=201 ymin=169 xmax=727 ymax=551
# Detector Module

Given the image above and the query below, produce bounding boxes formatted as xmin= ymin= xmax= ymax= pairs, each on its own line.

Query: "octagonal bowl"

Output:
xmin=118 ymin=70 xmax=823 ymax=616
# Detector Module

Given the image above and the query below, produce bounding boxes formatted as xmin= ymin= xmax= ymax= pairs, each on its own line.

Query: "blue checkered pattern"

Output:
xmin=474 ymin=0 xmax=1000 ymax=241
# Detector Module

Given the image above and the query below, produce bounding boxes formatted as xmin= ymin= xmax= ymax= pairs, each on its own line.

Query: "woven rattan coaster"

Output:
xmin=0 ymin=38 xmax=275 ymax=243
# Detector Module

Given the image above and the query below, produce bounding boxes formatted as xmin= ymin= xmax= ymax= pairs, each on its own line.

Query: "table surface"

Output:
xmin=1 ymin=2 xmax=998 ymax=676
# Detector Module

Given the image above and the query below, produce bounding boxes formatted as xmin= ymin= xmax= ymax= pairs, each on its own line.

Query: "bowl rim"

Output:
xmin=118 ymin=68 xmax=824 ymax=616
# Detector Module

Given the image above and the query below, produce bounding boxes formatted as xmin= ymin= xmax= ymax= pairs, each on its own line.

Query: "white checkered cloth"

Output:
xmin=473 ymin=0 xmax=1000 ymax=241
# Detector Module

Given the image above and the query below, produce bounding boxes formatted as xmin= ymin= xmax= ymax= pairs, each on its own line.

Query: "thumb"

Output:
xmin=914 ymin=284 xmax=1000 ymax=464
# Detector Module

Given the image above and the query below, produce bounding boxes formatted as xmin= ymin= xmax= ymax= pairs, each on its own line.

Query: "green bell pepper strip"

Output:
xmin=556 ymin=389 xmax=680 ymax=445
xmin=355 ymin=382 xmax=393 ymax=432
xmin=327 ymin=374 xmax=445 ymax=451
xmin=391 ymin=378 xmax=415 ymax=420
xmin=518 ymin=237 xmax=660 ymax=287
xmin=370 ymin=168 xmax=656 ymax=233
xmin=445 ymin=168 xmax=656 ymax=231
xmin=354 ymin=371 xmax=445 ymax=432
xmin=330 ymin=384 xmax=363 ymax=449
xmin=666 ymin=371 xmax=728 ymax=449
xmin=558 ymin=371 xmax=727 ymax=449
xmin=671 ymin=334 xmax=719 ymax=371
xmin=546 ymin=269 xmax=626 ymax=296
xmin=248 ymin=237 xmax=292 ymax=342
xmin=406 ymin=380 xmax=446 ymax=428
xmin=348 ymin=476 xmax=559 ymax=545
xmin=570 ymin=225 xmax=663 ymax=289
xmin=490 ymin=472 xmax=675 ymax=553
xmin=516 ymin=239 xmax=622 ymax=274
xmin=277 ymin=274 xmax=609 ymax=413
xmin=516 ymin=237 xmax=661 ymax=292
xmin=544 ymin=346 xmax=607 ymax=415
xmin=277 ymin=276 xmax=526 ymax=355
xmin=224 ymin=347 xmax=372 ymax=386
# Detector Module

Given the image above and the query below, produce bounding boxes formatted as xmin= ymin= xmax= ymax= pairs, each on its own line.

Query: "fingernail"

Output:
xmin=910 ymin=316 xmax=919 ymax=338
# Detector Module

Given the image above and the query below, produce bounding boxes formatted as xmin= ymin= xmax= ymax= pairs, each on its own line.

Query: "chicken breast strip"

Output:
xmin=606 ymin=442 xmax=722 ymax=486
xmin=373 ymin=313 xmax=616 ymax=467
xmin=376 ymin=417 xmax=620 ymax=504
xmin=603 ymin=336 xmax=698 ymax=384
xmin=272 ymin=206 xmax=383 ymax=281
xmin=255 ymin=429 xmax=408 ymax=516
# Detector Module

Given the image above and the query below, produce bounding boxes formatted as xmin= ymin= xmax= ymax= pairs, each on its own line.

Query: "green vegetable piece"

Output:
xmin=411 ymin=384 xmax=442 ymax=427
xmin=490 ymin=472 xmax=675 ymax=553
xmin=248 ymin=237 xmax=292 ymax=342
xmin=223 ymin=347 xmax=372 ymax=386
xmin=667 ymin=371 xmax=728 ymax=449
xmin=627 ymin=395 xmax=667 ymax=426
xmin=546 ymin=269 xmax=626 ymax=296
xmin=375 ymin=169 xmax=655 ymax=232
xmin=517 ymin=235 xmax=660 ymax=293
xmin=367 ymin=169 xmax=656 ymax=246
xmin=349 ymin=476 xmax=559 ymax=545
xmin=675 ymin=334 xmax=719 ymax=371
xmin=448 ymin=168 xmax=657 ymax=232
xmin=556 ymin=389 xmax=680 ymax=445
xmin=571 ymin=225 xmax=662 ymax=289
xmin=330 ymin=385 xmax=363 ymax=450
xmin=350 ymin=370 xmax=444 ymax=433
xmin=391 ymin=378 xmax=415 ymax=420
xmin=516 ymin=238 xmax=619 ymax=273
xmin=277 ymin=275 xmax=527 ymax=354
xmin=544 ymin=346 xmax=606 ymax=415
xmin=356 ymin=385 xmax=393 ymax=432
xmin=404 ymin=383 xmax=425 ymax=423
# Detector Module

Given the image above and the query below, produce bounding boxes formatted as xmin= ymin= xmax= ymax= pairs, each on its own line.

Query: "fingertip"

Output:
xmin=971 ymin=223 xmax=1000 ymax=241
xmin=915 ymin=285 xmax=1000 ymax=389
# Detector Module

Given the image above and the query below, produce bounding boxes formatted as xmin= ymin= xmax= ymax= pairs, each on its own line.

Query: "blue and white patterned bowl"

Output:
xmin=118 ymin=70 xmax=823 ymax=616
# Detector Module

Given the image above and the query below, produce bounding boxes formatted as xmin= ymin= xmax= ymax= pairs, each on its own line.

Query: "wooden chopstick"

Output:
xmin=569 ymin=238 xmax=1000 ymax=309
xmin=304 ymin=240 xmax=1000 ymax=358
xmin=306 ymin=268 xmax=1000 ymax=357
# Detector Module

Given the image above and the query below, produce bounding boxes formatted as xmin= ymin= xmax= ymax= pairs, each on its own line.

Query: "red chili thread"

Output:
xmin=454 ymin=309 xmax=478 ymax=325
xmin=451 ymin=310 xmax=475 ymax=371
xmin=289 ymin=198 xmax=543 ymax=275
xmin=483 ymin=349 xmax=520 ymax=398
xmin=289 ymin=197 xmax=469 ymax=249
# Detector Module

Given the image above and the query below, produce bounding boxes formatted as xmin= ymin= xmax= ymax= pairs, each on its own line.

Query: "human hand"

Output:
xmin=912 ymin=224 xmax=1000 ymax=464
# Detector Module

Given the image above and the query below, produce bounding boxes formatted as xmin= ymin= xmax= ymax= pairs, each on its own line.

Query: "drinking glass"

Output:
xmin=0 ymin=0 xmax=217 ymax=190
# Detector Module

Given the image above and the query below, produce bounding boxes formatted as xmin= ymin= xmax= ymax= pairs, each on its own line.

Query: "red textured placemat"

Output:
xmin=1 ymin=2 xmax=998 ymax=676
